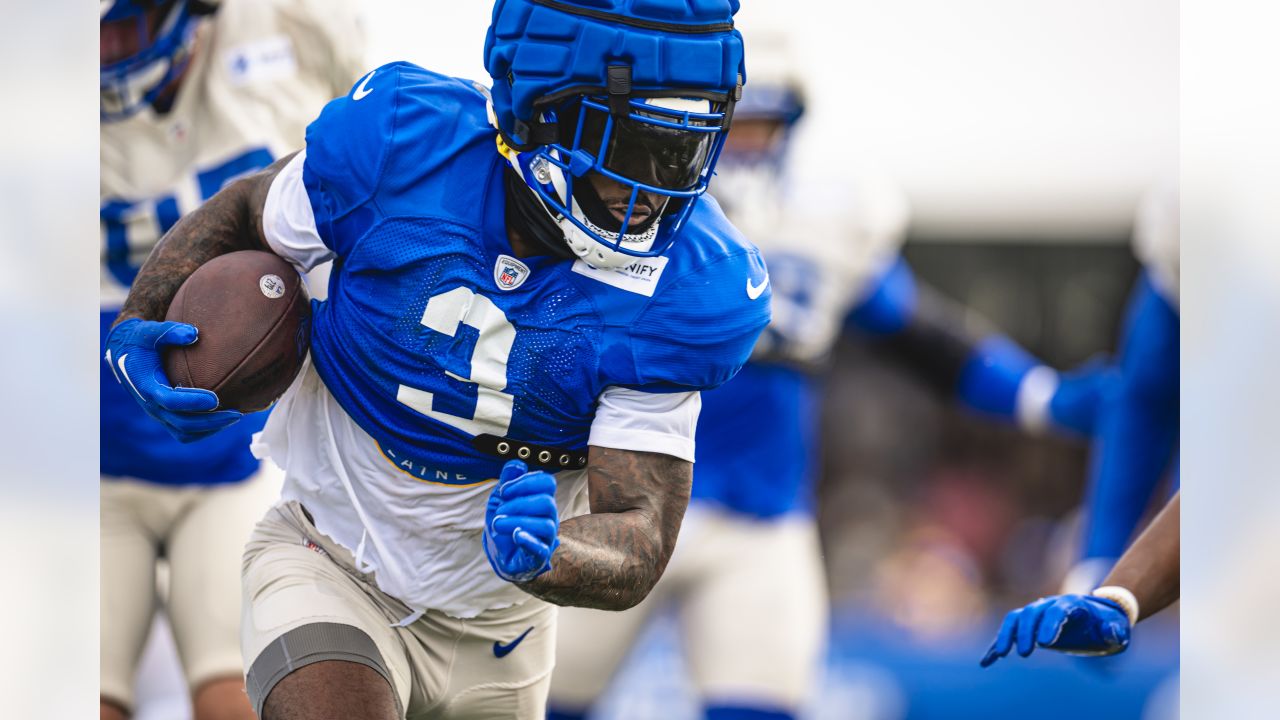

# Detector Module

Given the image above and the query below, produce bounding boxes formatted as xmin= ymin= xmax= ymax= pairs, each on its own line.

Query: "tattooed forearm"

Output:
xmin=114 ymin=152 xmax=295 ymax=326
xmin=518 ymin=445 xmax=691 ymax=610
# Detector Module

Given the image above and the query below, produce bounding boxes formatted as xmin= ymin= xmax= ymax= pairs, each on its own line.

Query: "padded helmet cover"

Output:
xmin=484 ymin=0 xmax=746 ymax=148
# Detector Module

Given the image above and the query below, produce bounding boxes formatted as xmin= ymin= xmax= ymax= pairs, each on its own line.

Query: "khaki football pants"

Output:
xmin=241 ymin=500 xmax=557 ymax=719
xmin=549 ymin=504 xmax=828 ymax=712
xmin=100 ymin=465 xmax=282 ymax=710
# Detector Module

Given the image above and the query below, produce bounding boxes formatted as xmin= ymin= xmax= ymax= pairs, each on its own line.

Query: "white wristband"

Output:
xmin=1091 ymin=585 xmax=1140 ymax=626
xmin=1015 ymin=365 xmax=1059 ymax=434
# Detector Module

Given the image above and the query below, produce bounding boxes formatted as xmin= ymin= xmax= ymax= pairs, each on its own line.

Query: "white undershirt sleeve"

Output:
xmin=588 ymin=387 xmax=701 ymax=463
xmin=262 ymin=150 xmax=336 ymax=273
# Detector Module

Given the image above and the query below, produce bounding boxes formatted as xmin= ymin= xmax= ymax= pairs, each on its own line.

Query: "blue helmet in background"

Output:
xmin=100 ymin=0 xmax=217 ymax=121
xmin=484 ymin=0 xmax=746 ymax=268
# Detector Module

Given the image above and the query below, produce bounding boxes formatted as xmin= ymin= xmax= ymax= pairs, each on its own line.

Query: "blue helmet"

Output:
xmin=484 ymin=0 xmax=746 ymax=268
xmin=100 ymin=1 xmax=216 ymax=120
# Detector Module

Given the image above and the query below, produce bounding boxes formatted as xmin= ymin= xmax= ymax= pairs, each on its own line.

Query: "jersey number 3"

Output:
xmin=396 ymin=287 xmax=516 ymax=436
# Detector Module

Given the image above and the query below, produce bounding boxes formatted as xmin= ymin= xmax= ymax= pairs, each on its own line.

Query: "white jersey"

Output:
xmin=739 ymin=176 xmax=910 ymax=365
xmin=1132 ymin=178 xmax=1179 ymax=308
xmin=101 ymin=0 xmax=366 ymax=309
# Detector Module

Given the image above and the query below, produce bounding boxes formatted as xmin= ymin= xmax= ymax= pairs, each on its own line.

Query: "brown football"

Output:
xmin=163 ymin=250 xmax=311 ymax=412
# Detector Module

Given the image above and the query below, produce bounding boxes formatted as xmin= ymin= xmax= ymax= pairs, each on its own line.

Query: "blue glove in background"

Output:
xmin=483 ymin=460 xmax=560 ymax=584
xmin=104 ymin=318 xmax=243 ymax=443
xmin=1047 ymin=356 xmax=1117 ymax=437
xmin=980 ymin=594 xmax=1131 ymax=667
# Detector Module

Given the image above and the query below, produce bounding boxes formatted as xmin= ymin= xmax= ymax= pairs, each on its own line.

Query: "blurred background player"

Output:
xmin=99 ymin=1 xmax=364 ymax=718
xmin=546 ymin=23 xmax=1107 ymax=720
xmin=1061 ymin=180 xmax=1180 ymax=596
xmin=981 ymin=491 xmax=1179 ymax=666
xmin=981 ymin=181 xmax=1180 ymax=666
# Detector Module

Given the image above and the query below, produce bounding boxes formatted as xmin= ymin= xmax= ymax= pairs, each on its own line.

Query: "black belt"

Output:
xmin=472 ymin=434 xmax=588 ymax=471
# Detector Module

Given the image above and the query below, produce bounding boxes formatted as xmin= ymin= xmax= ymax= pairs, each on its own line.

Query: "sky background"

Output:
xmin=360 ymin=0 xmax=1178 ymax=239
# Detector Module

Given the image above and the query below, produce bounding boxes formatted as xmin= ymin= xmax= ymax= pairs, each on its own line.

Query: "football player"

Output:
xmin=99 ymin=1 xmax=364 ymax=719
xmin=546 ymin=26 xmax=1105 ymax=720
xmin=981 ymin=491 xmax=1179 ymax=665
xmin=104 ymin=1 xmax=769 ymax=718
xmin=982 ymin=182 xmax=1180 ymax=666
xmin=1060 ymin=181 xmax=1180 ymax=596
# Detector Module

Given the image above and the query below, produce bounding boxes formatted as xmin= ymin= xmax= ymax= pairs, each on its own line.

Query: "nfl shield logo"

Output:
xmin=494 ymin=254 xmax=531 ymax=291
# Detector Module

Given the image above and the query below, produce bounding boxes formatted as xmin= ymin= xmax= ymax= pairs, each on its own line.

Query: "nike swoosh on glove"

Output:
xmin=980 ymin=594 xmax=1131 ymax=667
xmin=483 ymin=459 xmax=560 ymax=584
xmin=104 ymin=318 xmax=243 ymax=443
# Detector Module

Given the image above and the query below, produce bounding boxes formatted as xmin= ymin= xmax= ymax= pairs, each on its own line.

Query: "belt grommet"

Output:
xmin=517 ymin=446 xmax=532 ymax=459
xmin=496 ymin=441 xmax=510 ymax=454
xmin=537 ymin=450 xmax=552 ymax=463
xmin=577 ymin=455 xmax=587 ymax=466
xmin=559 ymin=454 xmax=571 ymax=466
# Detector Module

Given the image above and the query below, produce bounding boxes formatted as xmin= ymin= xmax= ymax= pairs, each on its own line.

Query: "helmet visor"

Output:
xmin=574 ymin=98 xmax=721 ymax=192
xmin=519 ymin=91 xmax=734 ymax=264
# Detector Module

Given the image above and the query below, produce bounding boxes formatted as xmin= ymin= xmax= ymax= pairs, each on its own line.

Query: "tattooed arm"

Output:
xmin=517 ymin=446 xmax=692 ymax=611
xmin=114 ymin=152 xmax=296 ymax=325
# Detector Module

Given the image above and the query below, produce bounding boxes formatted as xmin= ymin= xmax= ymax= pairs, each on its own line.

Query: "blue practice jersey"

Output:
xmin=693 ymin=176 xmax=910 ymax=518
xmin=691 ymin=259 xmax=909 ymax=519
xmin=693 ymin=362 xmax=822 ymax=516
xmin=294 ymin=62 xmax=770 ymax=481
xmin=1079 ymin=271 xmax=1180 ymax=560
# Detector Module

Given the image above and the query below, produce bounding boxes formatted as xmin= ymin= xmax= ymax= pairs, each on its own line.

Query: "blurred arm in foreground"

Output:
xmin=1062 ymin=181 xmax=1180 ymax=595
xmin=980 ymin=491 xmax=1179 ymax=666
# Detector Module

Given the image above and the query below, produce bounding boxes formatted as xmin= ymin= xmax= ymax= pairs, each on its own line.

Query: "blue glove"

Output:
xmin=483 ymin=460 xmax=560 ymax=584
xmin=104 ymin=318 xmax=243 ymax=443
xmin=980 ymin=594 xmax=1130 ymax=667
xmin=1047 ymin=357 xmax=1117 ymax=436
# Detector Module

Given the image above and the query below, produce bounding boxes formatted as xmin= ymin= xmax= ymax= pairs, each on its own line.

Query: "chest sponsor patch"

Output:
xmin=494 ymin=254 xmax=531 ymax=291
xmin=570 ymin=256 xmax=669 ymax=297
xmin=223 ymin=35 xmax=297 ymax=87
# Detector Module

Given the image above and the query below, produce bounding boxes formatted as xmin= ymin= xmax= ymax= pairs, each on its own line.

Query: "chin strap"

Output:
xmin=502 ymin=163 xmax=576 ymax=260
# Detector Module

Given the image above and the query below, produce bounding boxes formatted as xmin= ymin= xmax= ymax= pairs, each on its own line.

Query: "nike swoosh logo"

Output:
xmin=493 ymin=626 xmax=534 ymax=658
xmin=746 ymin=274 xmax=769 ymax=300
xmin=104 ymin=348 xmax=120 ymax=383
xmin=353 ymin=71 xmax=375 ymax=101
xmin=116 ymin=353 xmax=141 ymax=395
